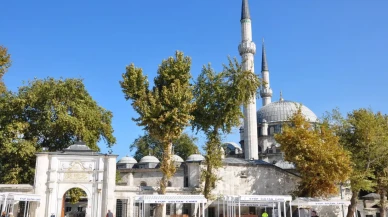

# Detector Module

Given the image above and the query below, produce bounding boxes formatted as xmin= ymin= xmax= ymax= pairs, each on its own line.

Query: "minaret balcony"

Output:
xmin=238 ymin=41 xmax=256 ymax=55
xmin=260 ymin=88 xmax=273 ymax=97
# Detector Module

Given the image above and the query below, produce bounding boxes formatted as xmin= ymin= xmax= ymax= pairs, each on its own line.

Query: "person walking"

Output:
xmin=106 ymin=210 xmax=113 ymax=217
xmin=1 ymin=211 xmax=6 ymax=217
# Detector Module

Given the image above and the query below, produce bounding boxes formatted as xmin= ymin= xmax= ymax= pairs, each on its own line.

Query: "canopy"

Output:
xmin=225 ymin=195 xmax=293 ymax=203
xmin=0 ymin=192 xmax=41 ymax=202
xmin=135 ymin=194 xmax=207 ymax=203
xmin=293 ymin=197 xmax=350 ymax=206
xmin=134 ymin=194 xmax=207 ymax=217
xmin=222 ymin=195 xmax=293 ymax=217
xmin=1 ymin=192 xmax=41 ymax=217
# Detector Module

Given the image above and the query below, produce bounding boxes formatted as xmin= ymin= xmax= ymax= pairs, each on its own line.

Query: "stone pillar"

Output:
xmin=101 ymin=155 xmax=118 ymax=217
xmin=33 ymin=153 xmax=49 ymax=217
xmin=127 ymin=197 xmax=134 ymax=217
xmin=128 ymin=173 xmax=134 ymax=186
xmin=187 ymin=162 xmax=201 ymax=187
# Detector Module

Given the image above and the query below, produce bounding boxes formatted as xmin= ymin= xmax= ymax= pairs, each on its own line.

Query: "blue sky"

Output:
xmin=2 ymin=0 xmax=388 ymax=160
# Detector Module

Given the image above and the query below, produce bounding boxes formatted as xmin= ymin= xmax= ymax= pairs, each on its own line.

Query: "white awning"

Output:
xmin=293 ymin=197 xmax=350 ymax=206
xmin=224 ymin=195 xmax=293 ymax=202
xmin=0 ymin=193 xmax=41 ymax=202
xmin=135 ymin=195 xmax=207 ymax=203
xmin=237 ymin=203 xmax=276 ymax=207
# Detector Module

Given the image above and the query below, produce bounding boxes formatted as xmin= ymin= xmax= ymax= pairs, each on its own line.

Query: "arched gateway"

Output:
xmin=34 ymin=141 xmax=117 ymax=217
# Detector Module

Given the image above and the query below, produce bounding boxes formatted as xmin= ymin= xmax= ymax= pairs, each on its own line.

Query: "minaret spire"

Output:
xmin=260 ymin=39 xmax=273 ymax=106
xmin=238 ymin=0 xmax=258 ymax=160
xmin=262 ymin=39 xmax=268 ymax=71
xmin=241 ymin=0 xmax=251 ymax=20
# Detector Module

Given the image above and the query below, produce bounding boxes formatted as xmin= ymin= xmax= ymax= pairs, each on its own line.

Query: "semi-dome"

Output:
xmin=172 ymin=155 xmax=184 ymax=163
xmin=257 ymin=99 xmax=318 ymax=124
xmin=139 ymin=155 xmax=160 ymax=163
xmin=186 ymin=154 xmax=205 ymax=162
xmin=118 ymin=156 xmax=138 ymax=164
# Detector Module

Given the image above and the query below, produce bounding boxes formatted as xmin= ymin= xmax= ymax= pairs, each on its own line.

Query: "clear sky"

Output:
xmin=2 ymin=0 xmax=388 ymax=160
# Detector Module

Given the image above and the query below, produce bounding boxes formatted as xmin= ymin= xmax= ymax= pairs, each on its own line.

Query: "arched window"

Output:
xmin=167 ymin=181 xmax=172 ymax=187
xmin=140 ymin=181 xmax=147 ymax=187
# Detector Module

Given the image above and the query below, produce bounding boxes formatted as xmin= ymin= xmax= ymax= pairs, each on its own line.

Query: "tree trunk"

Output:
xmin=380 ymin=189 xmax=386 ymax=217
xmin=155 ymin=142 xmax=175 ymax=217
xmin=203 ymin=163 xmax=213 ymax=199
xmin=346 ymin=190 xmax=359 ymax=217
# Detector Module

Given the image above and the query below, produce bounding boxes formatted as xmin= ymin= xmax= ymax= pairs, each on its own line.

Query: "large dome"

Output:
xmin=257 ymin=99 xmax=318 ymax=123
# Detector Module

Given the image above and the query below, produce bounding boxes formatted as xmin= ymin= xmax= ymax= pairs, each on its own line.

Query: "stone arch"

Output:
xmin=58 ymin=184 xmax=91 ymax=200
xmin=57 ymin=184 xmax=93 ymax=217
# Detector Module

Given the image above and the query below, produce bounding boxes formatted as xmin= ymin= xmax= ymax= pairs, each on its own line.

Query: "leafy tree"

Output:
xmin=130 ymin=133 xmax=198 ymax=162
xmin=191 ymin=58 xmax=260 ymax=199
xmin=0 ymin=78 xmax=116 ymax=184
xmin=0 ymin=45 xmax=12 ymax=93
xmin=67 ymin=188 xmax=87 ymax=204
xmin=327 ymin=109 xmax=388 ymax=217
xmin=120 ymin=51 xmax=195 ymax=216
xmin=274 ymin=107 xmax=352 ymax=197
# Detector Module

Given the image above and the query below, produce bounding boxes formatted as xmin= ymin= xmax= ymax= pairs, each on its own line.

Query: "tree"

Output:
xmin=67 ymin=188 xmax=87 ymax=204
xmin=0 ymin=77 xmax=116 ymax=184
xmin=0 ymin=45 xmax=12 ymax=93
xmin=327 ymin=109 xmax=388 ymax=217
xmin=130 ymin=133 xmax=198 ymax=162
xmin=191 ymin=58 xmax=260 ymax=199
xmin=120 ymin=51 xmax=195 ymax=216
xmin=274 ymin=107 xmax=352 ymax=197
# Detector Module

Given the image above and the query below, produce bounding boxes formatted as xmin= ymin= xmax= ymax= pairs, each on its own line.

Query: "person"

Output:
xmin=1 ymin=211 xmax=6 ymax=217
xmin=312 ymin=210 xmax=319 ymax=217
xmin=106 ymin=210 xmax=113 ymax=217
xmin=262 ymin=211 xmax=268 ymax=217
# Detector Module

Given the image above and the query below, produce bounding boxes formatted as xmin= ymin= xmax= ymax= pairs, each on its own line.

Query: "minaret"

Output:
xmin=238 ymin=0 xmax=258 ymax=160
xmin=260 ymin=40 xmax=273 ymax=106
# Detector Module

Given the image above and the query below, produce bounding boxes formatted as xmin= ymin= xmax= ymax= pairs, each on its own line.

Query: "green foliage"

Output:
xmin=130 ymin=133 xmax=198 ymax=162
xmin=17 ymin=78 xmax=116 ymax=151
xmin=192 ymin=57 xmax=260 ymax=199
xmin=0 ymin=78 xmax=116 ymax=184
xmin=67 ymin=188 xmax=87 ymax=204
xmin=326 ymin=108 xmax=388 ymax=217
xmin=0 ymin=45 xmax=12 ymax=93
xmin=120 ymin=51 xmax=195 ymax=195
xmin=275 ymin=107 xmax=352 ymax=197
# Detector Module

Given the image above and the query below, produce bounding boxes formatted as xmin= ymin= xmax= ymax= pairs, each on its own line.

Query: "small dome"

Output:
xmin=118 ymin=156 xmax=137 ymax=164
xmin=65 ymin=141 xmax=91 ymax=151
xmin=172 ymin=155 xmax=184 ymax=163
xmin=257 ymin=100 xmax=318 ymax=124
xmin=186 ymin=154 xmax=205 ymax=162
xmin=139 ymin=155 xmax=160 ymax=163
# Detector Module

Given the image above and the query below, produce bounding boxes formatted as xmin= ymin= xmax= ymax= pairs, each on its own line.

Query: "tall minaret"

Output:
xmin=239 ymin=0 xmax=258 ymax=160
xmin=260 ymin=40 xmax=273 ymax=106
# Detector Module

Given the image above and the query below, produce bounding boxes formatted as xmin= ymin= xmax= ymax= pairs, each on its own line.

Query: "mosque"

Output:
xmin=1 ymin=1 xmax=358 ymax=217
